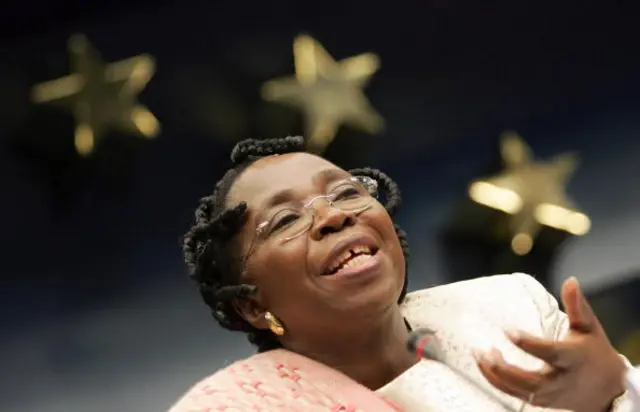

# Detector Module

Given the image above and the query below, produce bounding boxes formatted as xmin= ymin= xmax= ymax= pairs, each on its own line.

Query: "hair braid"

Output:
xmin=183 ymin=136 xmax=410 ymax=351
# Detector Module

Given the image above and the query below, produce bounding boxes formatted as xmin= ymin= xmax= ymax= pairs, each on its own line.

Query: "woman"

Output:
xmin=173 ymin=136 xmax=632 ymax=411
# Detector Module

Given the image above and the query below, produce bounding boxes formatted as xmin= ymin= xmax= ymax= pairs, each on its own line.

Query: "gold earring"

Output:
xmin=264 ymin=311 xmax=285 ymax=336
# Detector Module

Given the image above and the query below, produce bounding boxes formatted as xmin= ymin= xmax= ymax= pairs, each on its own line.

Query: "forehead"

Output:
xmin=226 ymin=152 xmax=348 ymax=208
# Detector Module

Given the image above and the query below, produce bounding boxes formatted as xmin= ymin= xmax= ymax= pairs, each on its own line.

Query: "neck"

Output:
xmin=283 ymin=307 xmax=418 ymax=390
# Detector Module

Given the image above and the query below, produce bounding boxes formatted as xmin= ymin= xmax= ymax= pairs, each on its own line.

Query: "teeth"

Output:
xmin=341 ymin=254 xmax=372 ymax=270
xmin=327 ymin=244 xmax=373 ymax=274
xmin=352 ymin=246 xmax=370 ymax=254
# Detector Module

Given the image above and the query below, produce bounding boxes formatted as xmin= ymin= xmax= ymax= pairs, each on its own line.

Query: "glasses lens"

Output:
xmin=266 ymin=209 xmax=313 ymax=240
xmin=331 ymin=180 xmax=374 ymax=211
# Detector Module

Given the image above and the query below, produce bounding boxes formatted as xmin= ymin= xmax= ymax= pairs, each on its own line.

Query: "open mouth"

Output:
xmin=322 ymin=245 xmax=380 ymax=276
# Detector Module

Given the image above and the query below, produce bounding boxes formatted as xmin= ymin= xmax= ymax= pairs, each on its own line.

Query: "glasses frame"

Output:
xmin=241 ymin=175 xmax=378 ymax=266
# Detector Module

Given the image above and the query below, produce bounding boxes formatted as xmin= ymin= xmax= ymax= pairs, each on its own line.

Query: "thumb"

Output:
xmin=561 ymin=276 xmax=596 ymax=333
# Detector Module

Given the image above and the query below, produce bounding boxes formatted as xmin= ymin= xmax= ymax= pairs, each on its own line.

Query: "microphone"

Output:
xmin=406 ymin=327 xmax=443 ymax=361
xmin=407 ymin=328 xmax=523 ymax=412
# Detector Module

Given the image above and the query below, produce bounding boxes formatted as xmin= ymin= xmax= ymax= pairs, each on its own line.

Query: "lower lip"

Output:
xmin=322 ymin=253 xmax=382 ymax=281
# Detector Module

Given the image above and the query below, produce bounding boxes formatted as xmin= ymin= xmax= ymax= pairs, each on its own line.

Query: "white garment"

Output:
xmin=376 ymin=273 xmax=632 ymax=412
xmin=625 ymin=367 xmax=640 ymax=411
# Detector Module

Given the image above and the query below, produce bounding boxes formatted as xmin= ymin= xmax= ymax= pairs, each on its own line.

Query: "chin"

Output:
xmin=322 ymin=254 xmax=402 ymax=314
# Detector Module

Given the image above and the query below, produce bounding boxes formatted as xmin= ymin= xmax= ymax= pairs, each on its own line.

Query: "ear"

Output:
xmin=232 ymin=296 xmax=269 ymax=330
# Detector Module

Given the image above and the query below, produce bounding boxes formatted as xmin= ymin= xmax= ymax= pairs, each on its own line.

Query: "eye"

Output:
xmin=268 ymin=211 xmax=300 ymax=234
xmin=333 ymin=185 xmax=361 ymax=201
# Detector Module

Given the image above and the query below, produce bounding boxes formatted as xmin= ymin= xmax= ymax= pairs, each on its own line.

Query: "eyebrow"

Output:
xmin=263 ymin=168 xmax=348 ymax=209
xmin=314 ymin=168 xmax=349 ymax=185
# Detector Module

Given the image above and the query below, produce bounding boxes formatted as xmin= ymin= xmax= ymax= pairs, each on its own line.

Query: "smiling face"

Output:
xmin=226 ymin=152 xmax=406 ymax=346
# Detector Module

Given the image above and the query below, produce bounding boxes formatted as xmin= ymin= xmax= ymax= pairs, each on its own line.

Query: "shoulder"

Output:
xmin=167 ymin=352 xmax=283 ymax=411
xmin=400 ymin=273 xmax=552 ymax=329
xmin=168 ymin=349 xmax=396 ymax=411
xmin=167 ymin=362 xmax=241 ymax=412
xmin=402 ymin=272 xmax=544 ymax=306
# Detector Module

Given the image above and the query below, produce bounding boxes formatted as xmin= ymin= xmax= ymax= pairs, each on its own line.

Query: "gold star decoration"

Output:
xmin=261 ymin=35 xmax=384 ymax=153
xmin=468 ymin=131 xmax=591 ymax=255
xmin=30 ymin=34 xmax=160 ymax=156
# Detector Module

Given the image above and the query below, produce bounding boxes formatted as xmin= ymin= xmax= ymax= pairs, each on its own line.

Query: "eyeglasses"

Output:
xmin=243 ymin=175 xmax=378 ymax=261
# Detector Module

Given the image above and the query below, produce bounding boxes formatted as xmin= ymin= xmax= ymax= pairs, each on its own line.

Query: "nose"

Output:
xmin=309 ymin=201 xmax=355 ymax=239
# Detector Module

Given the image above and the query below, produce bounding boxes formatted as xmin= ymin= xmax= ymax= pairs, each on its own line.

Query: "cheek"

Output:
xmin=368 ymin=205 xmax=399 ymax=242
xmin=245 ymin=242 xmax=308 ymax=305
xmin=365 ymin=208 xmax=405 ymax=274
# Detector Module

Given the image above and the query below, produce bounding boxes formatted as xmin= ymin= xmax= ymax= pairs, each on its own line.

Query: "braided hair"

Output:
xmin=182 ymin=136 xmax=411 ymax=352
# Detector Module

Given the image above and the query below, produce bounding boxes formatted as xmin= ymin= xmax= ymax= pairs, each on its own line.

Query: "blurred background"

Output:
xmin=1 ymin=0 xmax=639 ymax=410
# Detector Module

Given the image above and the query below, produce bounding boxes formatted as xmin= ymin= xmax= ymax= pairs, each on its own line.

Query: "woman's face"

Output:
xmin=226 ymin=153 xmax=405 ymax=343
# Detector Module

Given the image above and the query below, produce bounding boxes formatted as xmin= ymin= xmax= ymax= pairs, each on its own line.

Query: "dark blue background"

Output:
xmin=0 ymin=1 xmax=638 ymax=410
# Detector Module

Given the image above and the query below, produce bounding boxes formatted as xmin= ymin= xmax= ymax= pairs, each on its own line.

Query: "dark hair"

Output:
xmin=182 ymin=136 xmax=410 ymax=352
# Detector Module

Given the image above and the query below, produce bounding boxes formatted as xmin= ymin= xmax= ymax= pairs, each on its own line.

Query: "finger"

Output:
xmin=506 ymin=331 xmax=584 ymax=369
xmin=477 ymin=357 xmax=531 ymax=400
xmin=518 ymin=384 xmax=565 ymax=409
xmin=476 ymin=348 xmax=543 ymax=398
xmin=478 ymin=361 xmax=530 ymax=401
xmin=561 ymin=276 xmax=596 ymax=333
xmin=476 ymin=349 xmax=566 ymax=408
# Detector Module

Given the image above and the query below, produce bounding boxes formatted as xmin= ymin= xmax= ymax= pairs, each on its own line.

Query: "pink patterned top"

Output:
xmin=168 ymin=349 xmax=400 ymax=411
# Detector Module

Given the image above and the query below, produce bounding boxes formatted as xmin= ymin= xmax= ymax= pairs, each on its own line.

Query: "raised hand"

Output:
xmin=476 ymin=277 xmax=627 ymax=412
